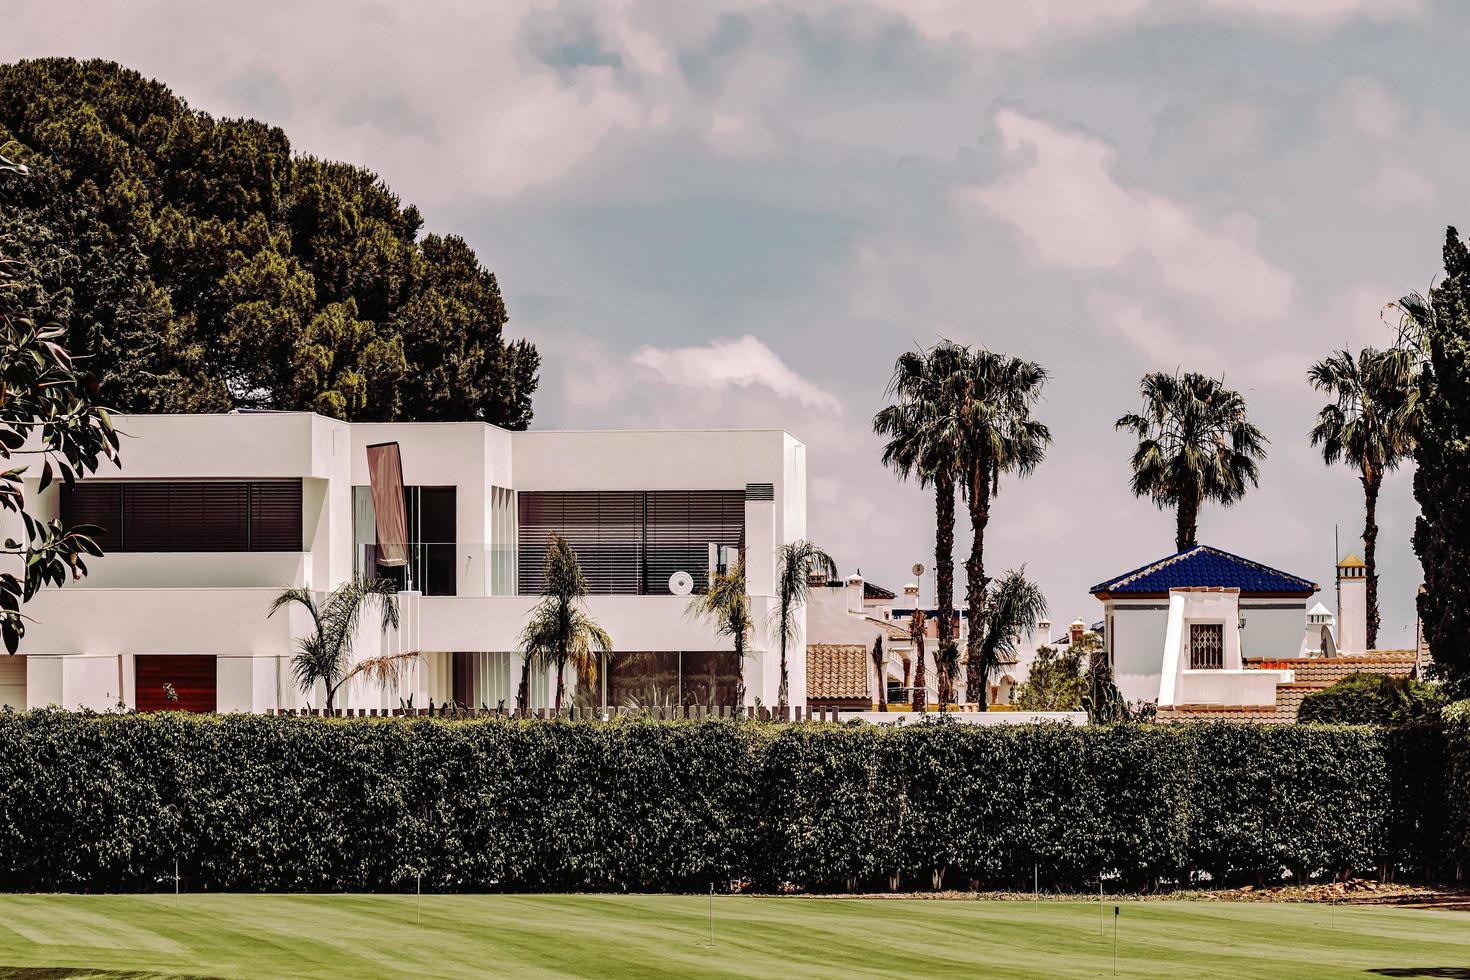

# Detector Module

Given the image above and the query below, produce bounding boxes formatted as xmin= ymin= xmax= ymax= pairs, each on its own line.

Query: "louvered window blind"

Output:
xmin=518 ymin=490 xmax=744 ymax=595
xmin=61 ymin=481 xmax=303 ymax=552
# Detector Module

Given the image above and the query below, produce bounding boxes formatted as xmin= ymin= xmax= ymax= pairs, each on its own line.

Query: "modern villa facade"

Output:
xmin=3 ymin=413 xmax=808 ymax=714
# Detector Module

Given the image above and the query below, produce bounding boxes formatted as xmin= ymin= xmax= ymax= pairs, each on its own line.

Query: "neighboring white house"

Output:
xmin=807 ymin=569 xmax=1034 ymax=708
xmin=3 ymin=412 xmax=808 ymax=713
xmin=1091 ymin=544 xmax=1320 ymax=706
xmin=1090 ymin=544 xmax=1418 ymax=720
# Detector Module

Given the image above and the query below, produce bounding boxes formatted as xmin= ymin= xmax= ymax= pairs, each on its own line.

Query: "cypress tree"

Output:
xmin=1412 ymin=227 xmax=1470 ymax=694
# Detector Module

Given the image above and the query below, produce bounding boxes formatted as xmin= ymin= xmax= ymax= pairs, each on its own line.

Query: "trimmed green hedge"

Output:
xmin=0 ymin=711 xmax=1462 ymax=893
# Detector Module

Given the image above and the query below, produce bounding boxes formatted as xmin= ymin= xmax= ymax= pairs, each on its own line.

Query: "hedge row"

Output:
xmin=0 ymin=711 xmax=1464 ymax=893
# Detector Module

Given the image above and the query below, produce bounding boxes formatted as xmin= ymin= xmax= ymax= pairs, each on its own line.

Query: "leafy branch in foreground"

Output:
xmin=0 ymin=146 xmax=120 ymax=653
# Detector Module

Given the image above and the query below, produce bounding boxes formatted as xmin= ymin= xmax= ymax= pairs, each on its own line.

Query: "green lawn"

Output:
xmin=0 ymin=894 xmax=1464 ymax=979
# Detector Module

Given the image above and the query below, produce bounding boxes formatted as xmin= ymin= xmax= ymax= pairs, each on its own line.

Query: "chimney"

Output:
xmin=1336 ymin=554 xmax=1368 ymax=654
xmin=1035 ymin=618 xmax=1052 ymax=652
xmin=846 ymin=573 xmax=865 ymax=615
xmin=1069 ymin=619 xmax=1086 ymax=646
xmin=1303 ymin=602 xmax=1335 ymax=656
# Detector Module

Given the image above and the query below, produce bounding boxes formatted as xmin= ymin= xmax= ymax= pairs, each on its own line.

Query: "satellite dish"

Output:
xmin=668 ymin=571 xmax=694 ymax=596
xmin=912 ymin=563 xmax=925 ymax=578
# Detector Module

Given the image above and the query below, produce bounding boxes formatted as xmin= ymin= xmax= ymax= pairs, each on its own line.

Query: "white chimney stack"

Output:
xmin=846 ymin=573 xmax=865 ymax=615
xmin=1336 ymin=555 xmax=1367 ymax=655
xmin=1304 ymin=602 xmax=1334 ymax=656
xmin=1035 ymin=618 xmax=1052 ymax=652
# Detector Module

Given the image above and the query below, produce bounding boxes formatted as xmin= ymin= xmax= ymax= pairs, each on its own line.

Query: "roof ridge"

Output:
xmin=1091 ymin=543 xmax=1315 ymax=596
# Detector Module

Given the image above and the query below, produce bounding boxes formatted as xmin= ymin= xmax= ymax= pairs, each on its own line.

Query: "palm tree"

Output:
xmin=950 ymin=350 xmax=1051 ymax=705
xmin=269 ymin=577 xmax=413 ymax=715
xmin=909 ymin=609 xmax=927 ymax=713
xmin=1309 ymin=348 xmax=1419 ymax=650
xmin=688 ymin=556 xmax=751 ymax=706
xmin=968 ymin=569 xmax=1047 ymax=710
xmin=874 ymin=341 xmax=968 ymax=704
xmin=870 ymin=635 xmax=887 ymax=712
xmin=1116 ymin=371 xmax=1267 ymax=553
xmin=773 ymin=540 xmax=837 ymax=710
xmin=519 ymin=533 xmax=612 ymax=714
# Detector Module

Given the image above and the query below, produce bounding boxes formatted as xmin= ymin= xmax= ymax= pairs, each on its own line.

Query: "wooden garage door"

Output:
xmin=135 ymin=655 xmax=217 ymax=713
xmin=0 ymin=655 xmax=23 ymax=710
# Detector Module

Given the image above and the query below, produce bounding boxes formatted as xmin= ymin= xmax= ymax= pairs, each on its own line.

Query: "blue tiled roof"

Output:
xmin=1090 ymin=545 xmax=1317 ymax=596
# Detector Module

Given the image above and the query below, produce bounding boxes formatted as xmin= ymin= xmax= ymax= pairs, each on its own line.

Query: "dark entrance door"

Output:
xmin=135 ymin=655 xmax=217 ymax=712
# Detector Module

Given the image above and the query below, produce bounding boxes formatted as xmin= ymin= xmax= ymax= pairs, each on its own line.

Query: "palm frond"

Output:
xmin=338 ymin=651 xmax=422 ymax=691
xmin=971 ymin=569 xmax=1047 ymax=690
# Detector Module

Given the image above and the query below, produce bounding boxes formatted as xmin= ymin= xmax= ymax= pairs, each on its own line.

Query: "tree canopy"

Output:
xmin=0 ymin=58 xmax=538 ymax=426
xmin=1117 ymin=371 xmax=1267 ymax=553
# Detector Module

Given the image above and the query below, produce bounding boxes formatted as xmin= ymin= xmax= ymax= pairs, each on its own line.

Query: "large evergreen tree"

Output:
xmin=0 ymin=58 xmax=538 ymax=426
xmin=1408 ymin=227 xmax=1470 ymax=694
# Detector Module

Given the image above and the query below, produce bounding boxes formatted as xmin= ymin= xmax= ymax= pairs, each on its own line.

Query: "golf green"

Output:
xmin=0 ymin=894 xmax=1463 ymax=978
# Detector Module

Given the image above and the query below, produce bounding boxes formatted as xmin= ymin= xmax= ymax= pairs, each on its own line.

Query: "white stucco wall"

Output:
xmin=1104 ymin=599 xmax=1171 ymax=702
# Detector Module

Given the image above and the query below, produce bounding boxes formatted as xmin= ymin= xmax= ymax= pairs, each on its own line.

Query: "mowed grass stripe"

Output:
xmin=0 ymin=895 xmax=1466 ymax=979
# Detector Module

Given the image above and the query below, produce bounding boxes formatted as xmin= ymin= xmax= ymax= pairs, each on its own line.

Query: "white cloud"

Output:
xmin=0 ymin=1 xmax=681 ymax=203
xmin=1089 ymin=293 xmax=1223 ymax=367
xmin=1338 ymin=76 xmax=1406 ymax=140
xmin=864 ymin=0 xmax=1419 ymax=50
xmin=964 ymin=110 xmax=1293 ymax=320
xmin=630 ymin=335 xmax=844 ymax=413
xmin=1355 ymin=163 xmax=1437 ymax=209
xmin=1202 ymin=0 xmax=1421 ymax=24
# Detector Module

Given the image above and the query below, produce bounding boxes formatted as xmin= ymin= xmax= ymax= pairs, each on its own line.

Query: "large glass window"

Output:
xmin=352 ymin=485 xmax=457 ymax=595
xmin=490 ymin=487 xmax=516 ymax=597
xmin=61 ymin=480 xmax=302 ymax=552
xmin=605 ymin=651 xmax=740 ymax=709
xmin=518 ymin=490 xmax=744 ymax=596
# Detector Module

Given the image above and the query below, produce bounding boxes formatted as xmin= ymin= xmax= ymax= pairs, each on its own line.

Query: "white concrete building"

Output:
xmin=1090 ymin=544 xmax=1320 ymax=706
xmin=2 ymin=413 xmax=808 ymax=713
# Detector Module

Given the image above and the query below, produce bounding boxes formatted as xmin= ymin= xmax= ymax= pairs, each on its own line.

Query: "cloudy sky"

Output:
xmin=8 ymin=1 xmax=1468 ymax=642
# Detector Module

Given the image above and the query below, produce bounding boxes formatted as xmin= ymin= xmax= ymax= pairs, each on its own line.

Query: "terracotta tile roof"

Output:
xmin=864 ymin=581 xmax=896 ymax=601
xmin=806 ymin=644 xmax=871 ymax=701
xmin=1247 ymin=652 xmax=1420 ymax=689
xmin=1163 ymin=651 xmax=1426 ymax=724
xmin=1157 ymin=703 xmax=1296 ymax=724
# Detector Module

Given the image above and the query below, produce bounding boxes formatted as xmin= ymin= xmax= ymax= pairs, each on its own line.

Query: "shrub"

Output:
xmin=1298 ymin=673 xmax=1447 ymax=725
xmin=0 ymin=711 xmax=1457 ymax=893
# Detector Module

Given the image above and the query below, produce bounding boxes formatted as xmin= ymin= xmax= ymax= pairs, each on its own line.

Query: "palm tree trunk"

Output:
xmin=735 ymin=630 xmax=745 ymax=709
xmin=936 ymin=471 xmax=956 ymax=647
xmin=1363 ymin=468 xmax=1382 ymax=651
xmin=515 ymin=651 xmax=533 ymax=711
xmin=964 ymin=462 xmax=991 ymax=707
xmin=935 ymin=470 xmax=958 ymax=707
xmin=554 ymin=654 xmax=566 ymax=714
xmin=912 ymin=633 xmax=927 ymax=713
xmin=874 ymin=653 xmax=887 ymax=712
xmin=1175 ymin=495 xmax=1200 ymax=552
xmin=777 ymin=607 xmax=790 ymax=709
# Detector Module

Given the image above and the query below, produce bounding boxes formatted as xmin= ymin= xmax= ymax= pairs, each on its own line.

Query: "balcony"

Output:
xmin=409 ymin=594 xmax=766 ymax=655
xmin=356 ymin=542 xmax=516 ymax=598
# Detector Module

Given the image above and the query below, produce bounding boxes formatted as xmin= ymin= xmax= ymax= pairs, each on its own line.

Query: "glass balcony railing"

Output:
xmin=354 ymin=542 xmax=517 ymax=597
